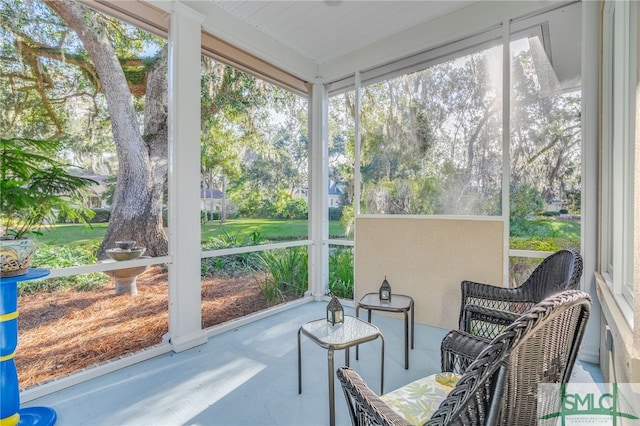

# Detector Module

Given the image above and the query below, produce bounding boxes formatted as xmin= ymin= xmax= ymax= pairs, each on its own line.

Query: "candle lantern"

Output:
xmin=326 ymin=296 xmax=344 ymax=326
xmin=379 ymin=276 xmax=392 ymax=301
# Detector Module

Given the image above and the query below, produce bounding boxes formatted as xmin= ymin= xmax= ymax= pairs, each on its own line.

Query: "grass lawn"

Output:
xmin=509 ymin=218 xmax=581 ymax=251
xmin=32 ymin=217 xmax=578 ymax=250
xmin=538 ymin=219 xmax=580 ymax=240
xmin=34 ymin=223 xmax=109 ymax=246
xmin=201 ymin=219 xmax=345 ymax=240
xmin=33 ymin=219 xmax=346 ymax=246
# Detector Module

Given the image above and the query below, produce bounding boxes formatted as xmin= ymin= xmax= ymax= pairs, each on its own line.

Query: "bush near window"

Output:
xmin=258 ymin=247 xmax=308 ymax=302
xmin=328 ymin=207 xmax=343 ymax=221
xmin=329 ymin=247 xmax=354 ymax=299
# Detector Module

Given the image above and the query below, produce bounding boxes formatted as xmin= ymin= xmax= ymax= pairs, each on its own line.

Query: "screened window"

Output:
xmin=327 ymin=90 xmax=356 ymax=239
xmin=359 ymin=45 xmax=503 ymax=215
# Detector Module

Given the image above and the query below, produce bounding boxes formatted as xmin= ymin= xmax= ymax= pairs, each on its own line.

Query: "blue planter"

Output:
xmin=1 ymin=268 xmax=56 ymax=426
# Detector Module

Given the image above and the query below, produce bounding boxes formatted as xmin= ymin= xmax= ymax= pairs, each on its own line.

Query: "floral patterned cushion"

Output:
xmin=379 ymin=373 xmax=460 ymax=426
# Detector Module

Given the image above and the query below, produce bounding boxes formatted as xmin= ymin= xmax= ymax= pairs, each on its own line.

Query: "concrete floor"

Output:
xmin=24 ymin=301 xmax=602 ymax=426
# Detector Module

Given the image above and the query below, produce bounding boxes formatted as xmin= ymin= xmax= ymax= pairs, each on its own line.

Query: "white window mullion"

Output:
xmin=602 ymin=0 xmax=635 ymax=311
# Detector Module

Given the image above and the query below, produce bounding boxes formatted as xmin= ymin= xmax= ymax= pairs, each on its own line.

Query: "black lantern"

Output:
xmin=327 ymin=296 xmax=344 ymax=326
xmin=379 ymin=276 xmax=391 ymax=301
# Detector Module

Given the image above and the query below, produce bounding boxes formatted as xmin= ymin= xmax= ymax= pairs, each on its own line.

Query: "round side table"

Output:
xmin=1 ymin=268 xmax=57 ymax=426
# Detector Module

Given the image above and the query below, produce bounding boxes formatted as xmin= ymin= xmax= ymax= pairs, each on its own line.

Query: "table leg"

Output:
xmin=328 ymin=348 xmax=335 ymax=426
xmin=345 ymin=346 xmax=350 ymax=366
xmin=404 ymin=311 xmax=409 ymax=369
xmin=379 ymin=334 xmax=385 ymax=394
xmin=297 ymin=328 xmax=302 ymax=394
xmin=355 ymin=305 xmax=360 ymax=360
xmin=410 ymin=299 xmax=415 ymax=349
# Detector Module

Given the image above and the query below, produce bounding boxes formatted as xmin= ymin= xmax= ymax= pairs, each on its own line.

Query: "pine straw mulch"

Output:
xmin=15 ymin=266 xmax=298 ymax=390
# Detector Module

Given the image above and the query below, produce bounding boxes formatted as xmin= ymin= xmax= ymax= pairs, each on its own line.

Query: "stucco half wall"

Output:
xmin=354 ymin=216 xmax=504 ymax=330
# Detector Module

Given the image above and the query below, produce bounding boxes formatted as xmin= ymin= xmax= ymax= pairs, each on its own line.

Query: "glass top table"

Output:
xmin=356 ymin=292 xmax=415 ymax=369
xmin=297 ymin=315 xmax=384 ymax=426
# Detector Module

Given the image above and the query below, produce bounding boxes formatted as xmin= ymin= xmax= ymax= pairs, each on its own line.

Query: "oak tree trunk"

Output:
xmin=45 ymin=0 xmax=168 ymax=258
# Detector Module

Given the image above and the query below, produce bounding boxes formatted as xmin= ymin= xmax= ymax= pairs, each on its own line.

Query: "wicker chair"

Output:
xmin=459 ymin=249 xmax=583 ymax=342
xmin=337 ymin=290 xmax=591 ymax=426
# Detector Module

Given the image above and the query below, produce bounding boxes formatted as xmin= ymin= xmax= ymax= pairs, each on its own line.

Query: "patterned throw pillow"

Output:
xmin=379 ymin=373 xmax=460 ymax=425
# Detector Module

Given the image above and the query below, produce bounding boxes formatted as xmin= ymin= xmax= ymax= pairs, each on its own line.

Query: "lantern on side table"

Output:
xmin=327 ymin=296 xmax=344 ymax=326
xmin=379 ymin=276 xmax=391 ymax=302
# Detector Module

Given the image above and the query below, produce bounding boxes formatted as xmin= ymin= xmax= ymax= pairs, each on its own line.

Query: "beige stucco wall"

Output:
xmin=354 ymin=217 xmax=504 ymax=330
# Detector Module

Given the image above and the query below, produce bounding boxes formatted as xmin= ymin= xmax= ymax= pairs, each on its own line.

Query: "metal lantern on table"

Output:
xmin=379 ymin=276 xmax=391 ymax=301
xmin=326 ymin=296 xmax=344 ymax=326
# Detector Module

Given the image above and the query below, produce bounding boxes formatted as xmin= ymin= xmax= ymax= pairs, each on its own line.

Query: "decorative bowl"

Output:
xmin=106 ymin=247 xmax=146 ymax=261
xmin=115 ymin=240 xmax=137 ymax=250
xmin=0 ymin=238 xmax=35 ymax=277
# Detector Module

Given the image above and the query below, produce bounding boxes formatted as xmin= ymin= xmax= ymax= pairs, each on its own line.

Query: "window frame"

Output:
xmin=601 ymin=0 xmax=637 ymax=316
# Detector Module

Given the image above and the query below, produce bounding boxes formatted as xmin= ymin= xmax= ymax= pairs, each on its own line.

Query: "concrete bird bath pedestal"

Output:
xmin=103 ymin=241 xmax=149 ymax=296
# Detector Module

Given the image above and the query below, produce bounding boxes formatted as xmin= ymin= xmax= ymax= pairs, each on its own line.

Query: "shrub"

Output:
xmin=24 ymin=242 xmax=107 ymax=294
xmin=200 ymin=231 xmax=266 ymax=276
xmin=201 ymin=211 xmax=220 ymax=223
xmin=328 ymin=207 xmax=343 ymax=221
xmin=280 ymin=198 xmax=308 ymax=219
xmin=89 ymin=208 xmax=111 ymax=223
xmin=258 ymin=247 xmax=308 ymax=302
xmin=340 ymin=205 xmax=354 ymax=238
xmin=328 ymin=247 xmax=353 ymax=299
xmin=510 ymin=183 xmax=543 ymax=220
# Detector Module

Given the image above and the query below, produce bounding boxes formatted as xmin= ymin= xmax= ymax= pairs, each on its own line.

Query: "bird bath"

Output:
xmin=103 ymin=244 xmax=149 ymax=296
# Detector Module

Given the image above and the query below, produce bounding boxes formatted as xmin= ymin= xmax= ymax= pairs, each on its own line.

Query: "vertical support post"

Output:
xmin=580 ymin=0 xmax=604 ymax=361
xmin=501 ymin=21 xmax=511 ymax=287
xmin=309 ymin=79 xmax=329 ymax=299
xmin=354 ymin=72 xmax=362 ymax=216
xmin=167 ymin=3 xmax=207 ymax=351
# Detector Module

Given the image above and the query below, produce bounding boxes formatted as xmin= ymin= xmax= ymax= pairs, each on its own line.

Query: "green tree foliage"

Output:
xmin=509 ymin=183 xmax=544 ymax=221
xmin=0 ymin=0 xmax=162 ymax=173
xmin=225 ymin=88 xmax=309 ymax=220
xmin=359 ymin=47 xmax=503 ymax=216
xmin=510 ymin=48 xmax=581 ymax=210
xmin=0 ymin=137 xmax=96 ymax=238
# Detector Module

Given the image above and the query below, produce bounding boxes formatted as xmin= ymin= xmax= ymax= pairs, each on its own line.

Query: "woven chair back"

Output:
xmin=429 ymin=290 xmax=591 ymax=426
xmin=520 ymin=249 xmax=583 ymax=301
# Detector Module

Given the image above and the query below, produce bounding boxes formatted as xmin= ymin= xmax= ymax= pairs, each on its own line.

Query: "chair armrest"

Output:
xmin=337 ymin=366 xmax=410 ymax=426
xmin=461 ymin=280 xmax=529 ymax=304
xmin=459 ymin=280 xmax=535 ymax=336
xmin=440 ymin=330 xmax=490 ymax=374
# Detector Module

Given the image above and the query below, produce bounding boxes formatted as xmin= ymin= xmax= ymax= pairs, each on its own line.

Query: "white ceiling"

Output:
xmin=170 ymin=1 xmax=577 ymax=85
xmin=206 ymin=1 xmax=475 ymax=65
xmin=178 ymin=0 xmax=485 ymax=79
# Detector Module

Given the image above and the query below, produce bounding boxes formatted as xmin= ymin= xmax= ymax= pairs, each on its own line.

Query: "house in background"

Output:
xmin=292 ymin=182 xmax=344 ymax=208
xmin=328 ymin=183 xmax=343 ymax=208
xmin=199 ymin=188 xmax=224 ymax=212
xmin=74 ymin=174 xmax=111 ymax=209
xmin=545 ymin=198 xmax=566 ymax=213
